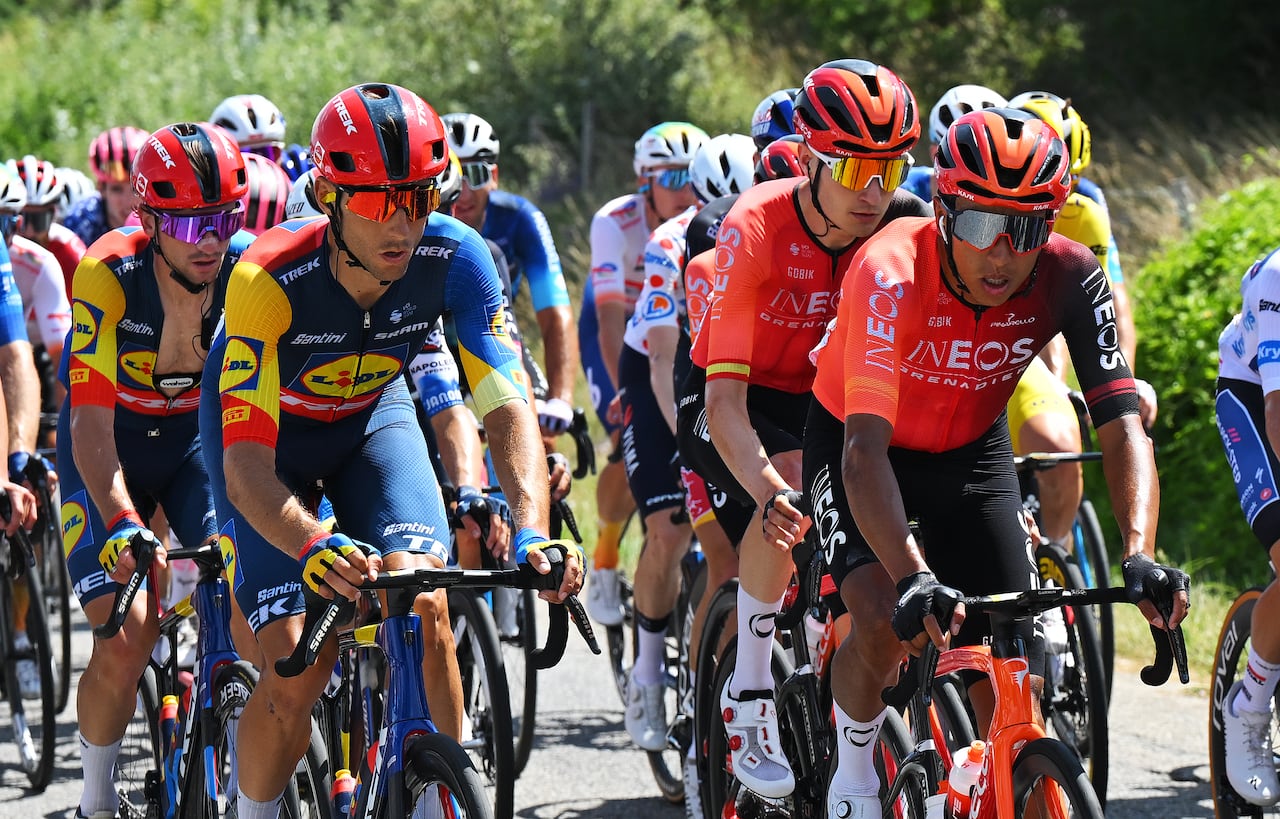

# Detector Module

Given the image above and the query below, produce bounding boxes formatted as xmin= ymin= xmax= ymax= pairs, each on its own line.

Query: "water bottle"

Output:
xmin=331 ymin=768 xmax=356 ymax=817
xmin=924 ymin=792 xmax=947 ymax=819
xmin=159 ymin=695 xmax=179 ymax=756
xmin=945 ymin=740 xmax=987 ymax=818
xmin=802 ymin=613 xmax=826 ymax=664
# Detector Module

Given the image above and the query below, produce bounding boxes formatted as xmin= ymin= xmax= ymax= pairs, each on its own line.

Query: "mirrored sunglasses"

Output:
xmin=649 ymin=168 xmax=691 ymax=191
xmin=950 ymin=207 xmax=1054 ymax=255
xmin=340 ymin=184 xmax=440 ymax=223
xmin=20 ymin=208 xmax=55 ymax=234
xmin=825 ymin=155 xmax=912 ymax=193
xmin=461 ymin=162 xmax=495 ymax=189
xmin=150 ymin=204 xmax=246 ymax=244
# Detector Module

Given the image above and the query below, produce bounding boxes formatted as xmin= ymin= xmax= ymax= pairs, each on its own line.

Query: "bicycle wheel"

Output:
xmin=34 ymin=492 xmax=72 ymax=715
xmin=646 ymin=614 xmax=684 ymax=804
xmin=693 ymin=579 xmax=738 ymax=814
xmin=605 ymin=573 xmax=635 ymax=706
xmin=1011 ymin=737 xmax=1105 ymax=818
xmin=404 ymin=731 xmax=494 ymax=819
xmin=1074 ymin=499 xmax=1114 ymax=701
xmin=932 ymin=675 xmax=978 ymax=755
xmin=117 ymin=666 xmax=162 ymax=819
xmin=1208 ymin=586 xmax=1278 ymax=819
xmin=496 ymin=586 xmax=537 ymax=776
xmin=876 ymin=707 xmax=929 ymax=819
xmin=705 ymin=634 xmax=794 ymax=819
xmin=449 ymin=590 xmax=516 ymax=819
xmin=1036 ymin=543 xmax=1109 ymax=809
xmin=1 ymin=569 xmax=57 ymax=790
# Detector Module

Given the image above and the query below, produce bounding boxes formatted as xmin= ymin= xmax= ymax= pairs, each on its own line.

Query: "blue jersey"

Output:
xmin=902 ymin=165 xmax=934 ymax=203
xmin=481 ymin=189 xmax=569 ymax=312
xmin=61 ymin=194 xmax=110 ymax=248
xmin=0 ymin=241 xmax=28 ymax=346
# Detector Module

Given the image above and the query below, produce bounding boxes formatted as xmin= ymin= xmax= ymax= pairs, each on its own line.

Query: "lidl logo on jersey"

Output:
xmin=221 ymin=337 xmax=264 ymax=392
xmin=70 ymin=301 xmax=103 ymax=355
xmin=118 ymin=345 xmax=156 ymax=389
xmin=296 ymin=349 xmax=405 ymax=397
xmin=61 ymin=491 xmax=91 ymax=557
xmin=218 ymin=524 xmax=239 ymax=587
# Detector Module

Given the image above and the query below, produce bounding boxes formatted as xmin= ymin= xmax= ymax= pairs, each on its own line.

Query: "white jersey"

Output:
xmin=588 ymin=193 xmax=649 ymax=313
xmin=623 ymin=205 xmax=696 ymax=354
xmin=8 ymin=235 xmax=71 ymax=350
xmin=1220 ymin=247 xmax=1280 ymax=392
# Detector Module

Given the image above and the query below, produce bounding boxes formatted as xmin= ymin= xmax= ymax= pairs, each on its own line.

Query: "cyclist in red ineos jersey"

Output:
xmin=675 ymin=59 xmax=929 ymax=801
xmin=804 ymin=107 xmax=1190 ymax=819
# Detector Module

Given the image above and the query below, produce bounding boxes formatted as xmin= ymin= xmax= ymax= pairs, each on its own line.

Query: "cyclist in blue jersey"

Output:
xmin=443 ymin=112 xmax=579 ymax=441
xmin=202 ymin=84 xmax=583 ymax=819
xmin=62 ymin=125 xmax=149 ymax=248
xmin=60 ymin=122 xmax=252 ymax=819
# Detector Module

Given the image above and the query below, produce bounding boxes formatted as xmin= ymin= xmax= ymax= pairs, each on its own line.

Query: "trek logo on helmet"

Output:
xmin=333 ymin=98 xmax=358 ymax=135
xmin=412 ymin=97 xmax=433 ymax=128
xmin=148 ymin=136 xmax=176 ymax=169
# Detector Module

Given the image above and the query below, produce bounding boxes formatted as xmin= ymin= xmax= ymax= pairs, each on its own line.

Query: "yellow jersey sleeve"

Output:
xmin=67 ymin=256 xmax=126 ymax=409
xmin=219 ymin=261 xmax=293 ymax=448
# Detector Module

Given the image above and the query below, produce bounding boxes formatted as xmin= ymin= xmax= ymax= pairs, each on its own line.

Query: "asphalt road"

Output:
xmin=0 ymin=609 xmax=1221 ymax=818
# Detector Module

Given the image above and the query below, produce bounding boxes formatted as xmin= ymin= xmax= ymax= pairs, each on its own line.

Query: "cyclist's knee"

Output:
xmin=412 ymin=587 xmax=450 ymax=631
xmin=1017 ymin=411 xmax=1081 ymax=455
xmin=771 ymin=449 xmax=804 ymax=488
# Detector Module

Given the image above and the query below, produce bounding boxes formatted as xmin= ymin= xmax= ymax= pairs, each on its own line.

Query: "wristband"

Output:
xmin=299 ymin=531 xmax=330 ymax=562
xmin=108 ymin=509 xmax=145 ymax=530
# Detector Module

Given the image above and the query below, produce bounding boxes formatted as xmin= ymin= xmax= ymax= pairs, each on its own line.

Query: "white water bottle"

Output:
xmin=924 ymin=792 xmax=947 ymax=819
xmin=946 ymin=740 xmax=987 ymax=818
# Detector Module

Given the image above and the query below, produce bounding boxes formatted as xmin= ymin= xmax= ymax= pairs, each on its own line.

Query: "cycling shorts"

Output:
xmin=58 ymin=404 xmax=218 ymax=607
xmin=618 ymin=346 xmax=685 ymax=518
xmin=675 ymin=363 xmax=808 ymax=507
xmin=577 ymin=292 xmax=619 ymax=433
xmin=1216 ymin=377 xmax=1280 ymax=549
xmin=802 ymin=399 xmax=1040 ymax=657
xmin=200 ymin=379 xmax=451 ymax=633
xmin=1006 ymin=356 xmax=1075 ymax=453
xmin=680 ymin=467 xmax=752 ymax=548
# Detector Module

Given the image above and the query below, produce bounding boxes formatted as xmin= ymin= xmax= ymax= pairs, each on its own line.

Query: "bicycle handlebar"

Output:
xmin=93 ymin=537 xmax=227 ymax=641
xmin=881 ymin=583 xmax=1189 ymax=709
xmin=1013 ymin=450 xmax=1104 ymax=471
xmin=569 ymin=408 xmax=595 ymax=479
xmin=274 ymin=545 xmax=600 ymax=679
xmin=0 ymin=491 xmax=35 ymax=580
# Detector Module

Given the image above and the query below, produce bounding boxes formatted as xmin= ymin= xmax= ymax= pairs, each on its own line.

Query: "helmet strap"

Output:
xmin=152 ymin=232 xmax=211 ymax=295
xmin=805 ymin=161 xmax=840 ymax=239
xmin=328 ymin=201 xmax=392 ymax=287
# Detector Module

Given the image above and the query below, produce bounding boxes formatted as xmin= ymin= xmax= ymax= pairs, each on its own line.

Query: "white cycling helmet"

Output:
xmin=57 ymin=167 xmax=96 ymax=209
xmin=442 ymin=113 xmax=500 ymax=162
xmin=0 ymin=165 xmax=28 ymax=214
xmin=690 ymin=134 xmax=757 ymax=202
xmin=285 ymin=169 xmax=322 ymax=220
xmin=437 ymin=153 xmax=463 ymax=210
xmin=929 ymin=84 xmax=1008 ymax=145
xmin=7 ymin=155 xmax=64 ymax=208
xmin=211 ymin=94 xmax=288 ymax=151
xmin=633 ymin=122 xmax=710 ymax=177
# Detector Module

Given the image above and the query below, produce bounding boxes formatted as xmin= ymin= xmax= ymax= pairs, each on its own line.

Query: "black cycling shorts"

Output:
xmin=1215 ymin=377 xmax=1280 ymax=549
xmin=618 ymin=346 xmax=685 ymax=518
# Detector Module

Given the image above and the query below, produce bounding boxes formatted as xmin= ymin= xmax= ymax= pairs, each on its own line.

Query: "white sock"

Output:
xmin=729 ymin=588 xmax=784 ymax=696
xmin=237 ymin=791 xmax=283 ymax=819
xmin=829 ymin=702 xmax=886 ymax=796
xmin=1235 ymin=646 xmax=1280 ymax=715
xmin=633 ymin=622 xmax=668 ymax=687
xmin=78 ymin=734 xmax=122 ymax=816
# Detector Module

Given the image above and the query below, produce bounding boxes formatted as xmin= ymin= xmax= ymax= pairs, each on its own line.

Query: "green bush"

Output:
xmin=1121 ymin=177 xmax=1280 ymax=584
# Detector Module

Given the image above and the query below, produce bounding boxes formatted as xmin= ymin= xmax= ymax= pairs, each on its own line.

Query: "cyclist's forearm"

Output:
xmin=0 ymin=341 xmax=40 ymax=453
xmin=1096 ymin=414 xmax=1159 ymax=559
xmin=536 ymin=305 xmax=578 ymax=403
xmin=705 ymin=379 xmax=786 ymax=504
xmin=224 ymin=440 xmax=325 ymax=558
xmin=69 ymin=404 xmax=133 ymax=522
xmin=647 ymin=327 xmax=679 ymax=435
xmin=430 ymin=405 xmax=486 ymax=488
xmin=596 ymin=302 xmax=626 ymax=388
xmin=483 ymin=399 xmax=550 ymax=535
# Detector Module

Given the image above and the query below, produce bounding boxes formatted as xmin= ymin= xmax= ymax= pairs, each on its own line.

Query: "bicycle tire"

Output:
xmin=605 ymin=574 xmax=634 ymax=706
xmin=876 ymin=707 xmax=929 ymax=819
xmin=1010 ymin=737 xmax=1105 ymax=819
xmin=449 ymin=590 xmax=516 ymax=819
xmin=932 ymin=675 xmax=978 ymax=755
xmin=1208 ymin=586 xmax=1275 ymax=819
xmin=1 ymin=568 xmax=57 ymax=790
xmin=693 ymin=579 xmax=739 ymax=815
xmin=645 ymin=613 xmax=685 ymax=804
xmin=1075 ymin=499 xmax=1114 ymax=701
xmin=34 ymin=494 xmax=72 ymax=715
xmin=705 ymin=634 xmax=794 ymax=819
xmin=496 ymin=586 xmax=537 ymax=776
xmin=1036 ymin=543 xmax=1109 ymax=809
xmin=117 ymin=666 xmax=162 ymax=819
xmin=403 ymin=731 xmax=494 ymax=819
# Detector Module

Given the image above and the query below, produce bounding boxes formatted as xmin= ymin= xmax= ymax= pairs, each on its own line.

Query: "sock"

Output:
xmin=633 ymin=612 xmax=671 ymax=687
xmin=594 ymin=520 xmax=623 ymax=570
xmin=829 ymin=702 xmax=887 ymax=796
xmin=728 ymin=588 xmax=784 ymax=696
xmin=1235 ymin=646 xmax=1280 ymax=715
xmin=237 ymin=791 xmax=283 ymax=819
xmin=79 ymin=734 xmax=122 ymax=816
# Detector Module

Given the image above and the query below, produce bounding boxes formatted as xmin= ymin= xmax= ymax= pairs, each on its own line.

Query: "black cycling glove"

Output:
xmin=1121 ymin=553 xmax=1191 ymax=615
xmin=891 ymin=571 xmax=963 ymax=643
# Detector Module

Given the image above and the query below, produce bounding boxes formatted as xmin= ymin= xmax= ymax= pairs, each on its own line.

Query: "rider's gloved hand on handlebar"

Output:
xmin=891 ymin=571 xmax=966 ymax=655
xmin=100 ymin=510 xmax=165 ymax=582
xmin=298 ymin=532 xmax=381 ymax=602
xmin=8 ymin=450 xmax=56 ymax=490
xmin=514 ymin=527 xmax=585 ymax=603
xmin=537 ymin=397 xmax=575 ymax=436
xmin=452 ymin=485 xmax=512 ymax=562
xmin=1121 ymin=552 xmax=1191 ymax=630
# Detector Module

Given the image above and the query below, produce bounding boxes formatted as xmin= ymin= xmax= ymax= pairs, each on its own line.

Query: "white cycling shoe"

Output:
xmin=586 ymin=567 xmax=625 ymax=627
xmin=1223 ymin=680 xmax=1280 ymax=806
xmin=625 ymin=671 xmax=669 ymax=752
xmin=720 ymin=676 xmax=794 ymax=798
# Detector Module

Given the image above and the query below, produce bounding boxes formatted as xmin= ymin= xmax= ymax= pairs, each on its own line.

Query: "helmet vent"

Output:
xmin=815 ymin=86 xmax=862 ymax=139
xmin=177 ymin=125 xmax=223 ymax=204
xmin=330 ymin=152 xmax=357 ymax=174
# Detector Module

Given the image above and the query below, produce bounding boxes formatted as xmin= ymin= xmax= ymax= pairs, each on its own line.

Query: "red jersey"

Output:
xmin=811 ymin=218 xmax=1138 ymax=452
xmin=693 ymin=178 xmax=928 ymax=393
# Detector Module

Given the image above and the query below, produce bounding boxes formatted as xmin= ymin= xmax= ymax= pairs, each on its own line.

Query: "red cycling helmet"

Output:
xmin=311 ymin=83 xmax=448 ymax=187
xmin=935 ymin=108 xmax=1071 ymax=214
xmin=241 ymin=152 xmax=293 ymax=234
xmin=89 ymin=125 xmax=150 ymax=185
xmin=754 ymin=134 xmax=805 ymax=183
xmin=131 ymin=123 xmax=248 ymax=211
xmin=792 ymin=59 xmax=920 ymax=159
